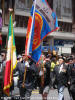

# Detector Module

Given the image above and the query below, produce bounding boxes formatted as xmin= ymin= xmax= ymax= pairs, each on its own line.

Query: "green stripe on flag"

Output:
xmin=8 ymin=15 xmax=12 ymax=40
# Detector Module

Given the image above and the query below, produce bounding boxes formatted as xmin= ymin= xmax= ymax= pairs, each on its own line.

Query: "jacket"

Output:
xmin=68 ymin=63 xmax=75 ymax=85
xmin=14 ymin=60 xmax=38 ymax=89
xmin=68 ymin=63 xmax=75 ymax=92
xmin=53 ymin=63 xmax=68 ymax=87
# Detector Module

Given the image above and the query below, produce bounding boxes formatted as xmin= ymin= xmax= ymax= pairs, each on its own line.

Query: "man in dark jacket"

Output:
xmin=68 ymin=56 xmax=75 ymax=100
xmin=14 ymin=56 xmax=38 ymax=100
xmin=53 ymin=57 xmax=67 ymax=100
xmin=67 ymin=57 xmax=73 ymax=100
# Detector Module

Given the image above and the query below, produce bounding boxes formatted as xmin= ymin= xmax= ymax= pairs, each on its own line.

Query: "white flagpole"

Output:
xmin=27 ymin=0 xmax=36 ymax=55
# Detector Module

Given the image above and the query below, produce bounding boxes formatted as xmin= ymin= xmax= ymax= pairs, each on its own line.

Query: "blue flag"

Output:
xmin=25 ymin=0 xmax=59 ymax=62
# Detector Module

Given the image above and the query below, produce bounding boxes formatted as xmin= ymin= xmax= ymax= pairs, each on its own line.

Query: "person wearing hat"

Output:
xmin=53 ymin=57 xmax=68 ymax=100
xmin=67 ymin=57 xmax=73 ymax=100
xmin=13 ymin=55 xmax=22 ymax=89
xmin=67 ymin=56 xmax=75 ymax=100
xmin=17 ymin=54 xmax=22 ymax=62
xmin=13 ymin=55 xmax=38 ymax=100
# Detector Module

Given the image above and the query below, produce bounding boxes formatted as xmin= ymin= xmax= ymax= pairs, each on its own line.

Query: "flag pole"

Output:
xmin=8 ymin=11 xmax=13 ymax=81
xmin=24 ymin=0 xmax=37 ymax=88
xmin=41 ymin=55 xmax=45 ymax=87
xmin=26 ymin=0 xmax=36 ymax=55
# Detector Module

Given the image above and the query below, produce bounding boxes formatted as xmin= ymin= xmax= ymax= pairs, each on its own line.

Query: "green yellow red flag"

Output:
xmin=3 ymin=13 xmax=17 ymax=96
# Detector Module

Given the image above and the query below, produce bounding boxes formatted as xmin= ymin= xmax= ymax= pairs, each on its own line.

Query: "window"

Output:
xmin=15 ymin=0 xmax=32 ymax=10
xmin=54 ymin=39 xmax=74 ymax=46
xmin=15 ymin=15 xmax=29 ymax=27
xmin=58 ymin=22 xmax=72 ymax=32
xmin=53 ymin=0 xmax=72 ymax=19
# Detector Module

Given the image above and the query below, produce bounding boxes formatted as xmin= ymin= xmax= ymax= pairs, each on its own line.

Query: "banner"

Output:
xmin=25 ymin=0 xmax=59 ymax=62
xmin=3 ymin=13 xmax=17 ymax=96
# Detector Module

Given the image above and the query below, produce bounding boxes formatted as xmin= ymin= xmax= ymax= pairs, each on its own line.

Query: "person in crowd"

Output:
xmin=68 ymin=56 xmax=75 ymax=100
xmin=38 ymin=53 xmax=51 ymax=100
xmin=67 ymin=57 xmax=73 ymax=100
xmin=17 ymin=54 xmax=22 ymax=63
xmin=53 ymin=57 xmax=68 ymax=100
xmin=47 ymin=49 xmax=52 ymax=60
xmin=52 ymin=49 xmax=57 ymax=57
xmin=0 ymin=50 xmax=6 ymax=97
xmin=50 ymin=56 xmax=59 ymax=88
xmin=1 ymin=50 xmax=6 ymax=68
xmin=13 ymin=54 xmax=22 ymax=88
xmin=0 ymin=53 xmax=4 ymax=97
xmin=14 ymin=55 xmax=38 ymax=100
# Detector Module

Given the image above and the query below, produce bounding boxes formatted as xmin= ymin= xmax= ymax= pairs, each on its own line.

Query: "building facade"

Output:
xmin=72 ymin=0 xmax=75 ymax=33
xmin=1 ymin=0 xmax=75 ymax=54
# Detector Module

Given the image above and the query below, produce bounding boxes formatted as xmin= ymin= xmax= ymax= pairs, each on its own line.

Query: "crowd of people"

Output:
xmin=0 ymin=49 xmax=75 ymax=100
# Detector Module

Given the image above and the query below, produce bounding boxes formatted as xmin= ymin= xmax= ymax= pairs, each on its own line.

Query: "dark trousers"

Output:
xmin=71 ymin=92 xmax=75 ymax=100
xmin=69 ymin=84 xmax=75 ymax=100
xmin=68 ymin=85 xmax=73 ymax=100
xmin=50 ymin=71 xmax=54 ymax=87
xmin=19 ymin=87 xmax=32 ymax=100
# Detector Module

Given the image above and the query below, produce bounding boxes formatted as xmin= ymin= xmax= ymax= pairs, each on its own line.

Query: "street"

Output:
xmin=31 ymin=88 xmax=70 ymax=100
xmin=11 ymin=87 xmax=70 ymax=100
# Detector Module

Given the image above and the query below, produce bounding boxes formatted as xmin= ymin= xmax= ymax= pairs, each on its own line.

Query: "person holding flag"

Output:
xmin=25 ymin=0 xmax=58 ymax=99
xmin=13 ymin=54 xmax=38 ymax=100
xmin=13 ymin=1 xmax=39 ymax=99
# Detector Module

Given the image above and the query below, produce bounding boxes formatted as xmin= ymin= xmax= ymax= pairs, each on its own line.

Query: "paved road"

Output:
xmin=11 ymin=87 xmax=70 ymax=100
xmin=31 ymin=88 xmax=70 ymax=100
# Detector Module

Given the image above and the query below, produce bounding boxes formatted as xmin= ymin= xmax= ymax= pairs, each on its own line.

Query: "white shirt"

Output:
xmin=25 ymin=61 xmax=30 ymax=68
xmin=59 ymin=64 xmax=63 ymax=73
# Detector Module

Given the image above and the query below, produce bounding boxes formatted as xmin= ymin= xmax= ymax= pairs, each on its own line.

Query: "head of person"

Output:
xmin=48 ymin=49 xmax=51 ymax=54
xmin=52 ymin=50 xmax=57 ymax=56
xmin=52 ymin=57 xmax=57 ymax=63
xmin=17 ymin=55 xmax=22 ymax=62
xmin=25 ymin=56 xmax=29 ymax=61
xmin=69 ymin=57 xmax=73 ymax=64
xmin=58 ymin=57 xmax=64 ymax=65
xmin=65 ymin=57 xmax=69 ymax=64
xmin=22 ymin=53 xmax=29 ymax=61
xmin=1 ymin=52 xmax=6 ymax=61
xmin=1 ymin=49 xmax=6 ymax=61
xmin=22 ymin=52 xmax=25 ymax=61
xmin=47 ymin=53 xmax=52 ymax=59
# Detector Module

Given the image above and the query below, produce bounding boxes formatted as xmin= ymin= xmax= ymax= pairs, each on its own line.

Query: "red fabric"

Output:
xmin=32 ymin=13 xmax=42 ymax=51
xmin=25 ymin=17 xmax=32 ymax=55
xmin=0 ymin=33 xmax=2 ymax=45
xmin=4 ymin=60 xmax=12 ymax=96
